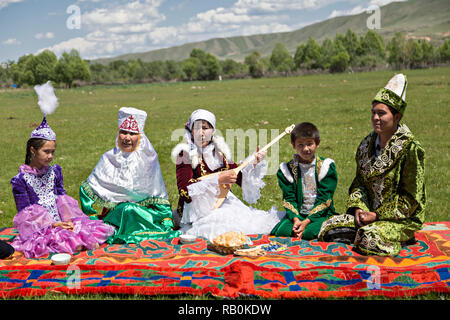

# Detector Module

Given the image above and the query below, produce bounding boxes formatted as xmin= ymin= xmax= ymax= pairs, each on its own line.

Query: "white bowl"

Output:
xmin=180 ymin=234 xmax=196 ymax=244
xmin=51 ymin=253 xmax=71 ymax=265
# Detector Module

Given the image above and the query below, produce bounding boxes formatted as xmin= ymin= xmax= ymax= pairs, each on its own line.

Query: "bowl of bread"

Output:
xmin=209 ymin=231 xmax=247 ymax=255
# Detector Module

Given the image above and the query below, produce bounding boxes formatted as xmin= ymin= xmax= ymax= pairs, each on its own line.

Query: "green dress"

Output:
xmin=80 ymin=181 xmax=181 ymax=244
xmin=271 ymin=155 xmax=338 ymax=239
xmin=318 ymin=124 xmax=426 ymax=256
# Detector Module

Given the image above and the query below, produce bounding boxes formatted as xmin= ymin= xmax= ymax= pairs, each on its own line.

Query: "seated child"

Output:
xmin=10 ymin=82 xmax=115 ymax=258
xmin=270 ymin=122 xmax=338 ymax=240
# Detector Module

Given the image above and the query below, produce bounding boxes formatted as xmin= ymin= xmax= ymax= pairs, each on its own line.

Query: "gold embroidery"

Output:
xmin=179 ymin=189 xmax=190 ymax=200
xmin=199 ymin=151 xmax=229 ymax=177
xmin=308 ymin=199 xmax=331 ymax=215
xmin=288 ymin=160 xmax=298 ymax=184
xmin=282 ymin=199 xmax=299 ymax=215
xmin=316 ymin=156 xmax=323 ymax=178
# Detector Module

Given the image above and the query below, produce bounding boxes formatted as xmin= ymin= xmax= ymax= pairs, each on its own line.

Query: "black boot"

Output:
xmin=322 ymin=227 xmax=357 ymax=245
xmin=0 ymin=240 xmax=14 ymax=259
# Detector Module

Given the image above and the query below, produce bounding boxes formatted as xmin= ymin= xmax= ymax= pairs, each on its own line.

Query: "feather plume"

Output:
xmin=34 ymin=81 xmax=59 ymax=115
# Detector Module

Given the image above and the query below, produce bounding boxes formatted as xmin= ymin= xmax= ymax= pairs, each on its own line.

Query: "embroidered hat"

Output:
xmin=372 ymin=74 xmax=407 ymax=115
xmin=30 ymin=81 xmax=59 ymax=141
xmin=118 ymin=107 xmax=147 ymax=134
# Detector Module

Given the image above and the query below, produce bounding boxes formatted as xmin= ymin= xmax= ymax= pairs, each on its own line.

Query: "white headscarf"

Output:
xmin=87 ymin=107 xmax=168 ymax=203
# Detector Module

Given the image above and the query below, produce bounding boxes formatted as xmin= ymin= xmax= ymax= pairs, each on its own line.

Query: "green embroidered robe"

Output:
xmin=270 ymin=155 xmax=338 ymax=239
xmin=319 ymin=124 xmax=426 ymax=256
xmin=79 ymin=181 xmax=181 ymax=244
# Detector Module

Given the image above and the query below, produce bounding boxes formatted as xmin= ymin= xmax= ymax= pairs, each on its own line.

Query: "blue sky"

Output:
xmin=0 ymin=0 xmax=405 ymax=62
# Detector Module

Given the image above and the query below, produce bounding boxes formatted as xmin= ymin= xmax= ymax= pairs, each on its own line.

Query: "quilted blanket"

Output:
xmin=0 ymin=222 xmax=448 ymax=298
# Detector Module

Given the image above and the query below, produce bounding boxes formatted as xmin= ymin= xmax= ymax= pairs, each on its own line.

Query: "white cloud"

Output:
xmin=40 ymin=0 xmax=401 ymax=60
xmin=234 ymin=0 xmax=340 ymax=13
xmin=328 ymin=5 xmax=366 ymax=19
xmin=0 ymin=0 xmax=24 ymax=11
xmin=81 ymin=0 xmax=164 ymax=28
xmin=328 ymin=0 xmax=408 ymax=18
xmin=2 ymin=38 xmax=21 ymax=45
xmin=35 ymin=32 xmax=55 ymax=40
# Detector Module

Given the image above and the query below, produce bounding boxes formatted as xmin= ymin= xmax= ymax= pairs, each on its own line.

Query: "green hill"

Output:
xmin=93 ymin=0 xmax=450 ymax=64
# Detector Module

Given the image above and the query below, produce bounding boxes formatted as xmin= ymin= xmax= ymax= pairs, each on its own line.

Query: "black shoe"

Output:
xmin=323 ymin=227 xmax=356 ymax=244
xmin=401 ymin=236 xmax=417 ymax=247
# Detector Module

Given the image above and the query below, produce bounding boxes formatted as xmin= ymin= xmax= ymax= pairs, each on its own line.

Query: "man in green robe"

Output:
xmin=319 ymin=74 xmax=426 ymax=256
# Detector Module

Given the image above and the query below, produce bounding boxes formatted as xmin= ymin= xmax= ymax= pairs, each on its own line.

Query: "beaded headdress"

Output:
xmin=30 ymin=81 xmax=59 ymax=140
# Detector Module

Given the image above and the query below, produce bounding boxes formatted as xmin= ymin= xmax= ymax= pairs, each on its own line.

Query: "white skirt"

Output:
xmin=180 ymin=160 xmax=285 ymax=241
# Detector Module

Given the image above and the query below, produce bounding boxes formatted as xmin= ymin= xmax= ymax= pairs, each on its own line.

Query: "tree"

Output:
xmin=54 ymin=49 xmax=90 ymax=87
xmin=182 ymin=57 xmax=199 ymax=80
xmin=361 ymin=30 xmax=385 ymax=59
xmin=319 ymin=38 xmax=335 ymax=69
xmin=406 ymin=39 xmax=423 ymax=69
xmin=438 ymin=39 xmax=450 ymax=63
xmin=203 ymin=53 xmax=221 ymax=80
xmin=269 ymin=42 xmax=294 ymax=73
xmin=342 ymin=29 xmax=362 ymax=65
xmin=183 ymin=49 xmax=220 ymax=81
xmin=293 ymin=43 xmax=306 ymax=70
xmin=244 ymin=51 xmax=264 ymax=78
xmin=164 ymin=60 xmax=183 ymax=80
xmin=303 ymin=37 xmax=323 ymax=69
xmin=420 ymin=39 xmax=435 ymax=66
xmin=33 ymin=50 xmax=58 ymax=85
xmin=387 ymin=32 xmax=407 ymax=69
xmin=220 ymin=59 xmax=245 ymax=77
xmin=330 ymin=50 xmax=350 ymax=73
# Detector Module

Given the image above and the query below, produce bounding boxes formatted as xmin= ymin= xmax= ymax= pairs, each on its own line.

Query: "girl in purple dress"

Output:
xmin=10 ymin=82 xmax=115 ymax=258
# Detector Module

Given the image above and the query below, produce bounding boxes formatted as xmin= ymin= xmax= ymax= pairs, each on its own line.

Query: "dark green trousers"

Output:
xmin=270 ymin=216 xmax=329 ymax=240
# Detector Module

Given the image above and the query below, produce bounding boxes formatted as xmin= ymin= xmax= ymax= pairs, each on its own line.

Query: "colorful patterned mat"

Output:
xmin=0 ymin=222 xmax=449 ymax=298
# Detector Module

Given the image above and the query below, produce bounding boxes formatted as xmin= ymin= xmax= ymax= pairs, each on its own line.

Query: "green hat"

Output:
xmin=372 ymin=74 xmax=407 ymax=115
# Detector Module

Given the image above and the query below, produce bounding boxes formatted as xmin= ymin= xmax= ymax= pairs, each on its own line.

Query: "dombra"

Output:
xmin=198 ymin=124 xmax=295 ymax=210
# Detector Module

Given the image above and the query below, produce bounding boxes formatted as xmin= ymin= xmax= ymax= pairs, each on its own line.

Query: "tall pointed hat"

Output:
xmin=30 ymin=81 xmax=59 ymax=140
xmin=372 ymin=74 xmax=407 ymax=115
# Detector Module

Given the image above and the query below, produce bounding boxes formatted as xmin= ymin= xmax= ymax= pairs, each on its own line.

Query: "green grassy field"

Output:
xmin=0 ymin=67 xmax=449 ymax=300
xmin=1 ymin=67 xmax=448 ymax=227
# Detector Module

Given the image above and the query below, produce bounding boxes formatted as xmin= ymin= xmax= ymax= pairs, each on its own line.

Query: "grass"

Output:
xmin=0 ymin=67 xmax=449 ymax=299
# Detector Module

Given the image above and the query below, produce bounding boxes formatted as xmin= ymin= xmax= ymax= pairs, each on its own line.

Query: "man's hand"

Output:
xmin=355 ymin=209 xmax=377 ymax=227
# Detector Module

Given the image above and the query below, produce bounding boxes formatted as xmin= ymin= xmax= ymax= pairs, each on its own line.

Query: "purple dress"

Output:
xmin=10 ymin=164 xmax=115 ymax=258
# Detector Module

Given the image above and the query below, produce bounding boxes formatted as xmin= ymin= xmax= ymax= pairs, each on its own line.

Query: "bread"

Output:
xmin=212 ymin=231 xmax=247 ymax=247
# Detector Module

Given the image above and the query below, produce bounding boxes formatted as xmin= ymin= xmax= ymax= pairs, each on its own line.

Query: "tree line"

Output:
xmin=1 ymin=30 xmax=449 ymax=88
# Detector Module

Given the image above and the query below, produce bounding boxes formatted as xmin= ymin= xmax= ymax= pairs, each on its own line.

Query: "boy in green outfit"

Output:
xmin=271 ymin=122 xmax=338 ymax=240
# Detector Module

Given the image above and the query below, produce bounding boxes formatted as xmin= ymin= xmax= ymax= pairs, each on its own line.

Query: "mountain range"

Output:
xmin=93 ymin=0 xmax=450 ymax=64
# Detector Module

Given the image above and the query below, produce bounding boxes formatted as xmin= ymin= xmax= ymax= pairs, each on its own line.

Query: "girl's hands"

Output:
xmin=52 ymin=220 xmax=74 ymax=231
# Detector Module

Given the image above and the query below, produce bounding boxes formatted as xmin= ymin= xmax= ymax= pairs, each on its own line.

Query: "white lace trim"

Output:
xmin=23 ymin=166 xmax=60 ymax=222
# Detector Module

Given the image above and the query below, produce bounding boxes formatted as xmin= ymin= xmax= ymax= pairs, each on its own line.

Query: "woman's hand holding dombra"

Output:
xmin=218 ymin=170 xmax=237 ymax=185
xmin=254 ymin=145 xmax=266 ymax=166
